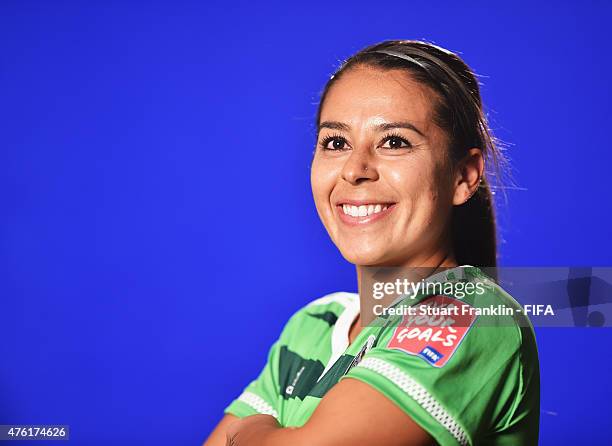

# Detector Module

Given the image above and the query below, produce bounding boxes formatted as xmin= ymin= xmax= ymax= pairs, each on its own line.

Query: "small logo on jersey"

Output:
xmin=386 ymin=295 xmax=477 ymax=367
xmin=419 ymin=346 xmax=444 ymax=364
xmin=285 ymin=366 xmax=305 ymax=396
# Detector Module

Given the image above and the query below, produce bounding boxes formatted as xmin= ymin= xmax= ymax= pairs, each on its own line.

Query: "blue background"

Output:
xmin=1 ymin=1 xmax=611 ymax=444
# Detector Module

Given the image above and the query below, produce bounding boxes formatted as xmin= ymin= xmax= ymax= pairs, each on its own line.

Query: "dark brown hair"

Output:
xmin=314 ymin=39 xmax=505 ymax=270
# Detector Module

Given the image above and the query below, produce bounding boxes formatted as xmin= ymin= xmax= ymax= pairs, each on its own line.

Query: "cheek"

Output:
xmin=384 ymin=161 xmax=449 ymax=227
xmin=384 ymin=163 xmax=425 ymax=212
xmin=417 ymin=169 xmax=455 ymax=230
xmin=310 ymin=157 xmax=340 ymax=214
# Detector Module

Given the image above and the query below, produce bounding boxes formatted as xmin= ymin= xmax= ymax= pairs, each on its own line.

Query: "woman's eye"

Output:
xmin=381 ymin=136 xmax=412 ymax=150
xmin=320 ymin=137 xmax=348 ymax=151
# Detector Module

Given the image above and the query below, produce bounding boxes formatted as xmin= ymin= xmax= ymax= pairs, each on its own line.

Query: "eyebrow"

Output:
xmin=318 ymin=120 xmax=426 ymax=137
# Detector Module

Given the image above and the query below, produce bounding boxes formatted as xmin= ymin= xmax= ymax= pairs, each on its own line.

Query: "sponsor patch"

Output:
xmin=386 ymin=295 xmax=477 ymax=367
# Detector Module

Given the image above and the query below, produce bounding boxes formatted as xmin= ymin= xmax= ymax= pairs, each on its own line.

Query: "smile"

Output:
xmin=342 ymin=204 xmax=388 ymax=217
xmin=335 ymin=201 xmax=396 ymax=226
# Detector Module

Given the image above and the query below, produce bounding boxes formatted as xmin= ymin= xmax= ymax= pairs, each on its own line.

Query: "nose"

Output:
xmin=341 ymin=149 xmax=378 ymax=185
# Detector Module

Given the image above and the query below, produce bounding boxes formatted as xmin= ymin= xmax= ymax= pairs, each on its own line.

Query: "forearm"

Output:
xmin=227 ymin=419 xmax=303 ymax=446
xmin=203 ymin=414 xmax=239 ymax=446
xmin=226 ymin=377 xmax=437 ymax=446
xmin=254 ymin=427 xmax=302 ymax=446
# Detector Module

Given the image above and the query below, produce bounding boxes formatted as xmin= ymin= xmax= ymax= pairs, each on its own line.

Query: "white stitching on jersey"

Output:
xmin=237 ymin=391 xmax=279 ymax=419
xmin=356 ymin=357 xmax=470 ymax=446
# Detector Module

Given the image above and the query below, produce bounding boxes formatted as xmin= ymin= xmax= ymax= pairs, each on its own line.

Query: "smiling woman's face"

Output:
xmin=311 ymin=65 xmax=458 ymax=267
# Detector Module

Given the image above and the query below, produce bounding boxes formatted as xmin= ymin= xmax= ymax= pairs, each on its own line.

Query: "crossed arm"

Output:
xmin=203 ymin=377 xmax=437 ymax=446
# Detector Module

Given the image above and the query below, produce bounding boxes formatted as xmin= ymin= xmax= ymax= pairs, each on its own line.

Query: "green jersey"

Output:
xmin=224 ymin=266 xmax=540 ymax=446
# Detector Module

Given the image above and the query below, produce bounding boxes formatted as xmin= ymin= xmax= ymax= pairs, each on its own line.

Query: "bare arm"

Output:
xmin=226 ymin=378 xmax=437 ymax=446
xmin=202 ymin=414 xmax=239 ymax=446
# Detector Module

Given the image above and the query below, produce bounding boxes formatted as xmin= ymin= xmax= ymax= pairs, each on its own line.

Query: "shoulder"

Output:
xmin=277 ymin=291 xmax=359 ymax=340
xmin=342 ymin=267 xmax=540 ymax=444
xmin=442 ymin=266 xmax=538 ymax=363
xmin=303 ymin=290 xmax=359 ymax=310
xmin=365 ymin=265 xmax=539 ymax=394
xmin=463 ymin=266 xmax=538 ymax=360
xmin=291 ymin=291 xmax=359 ymax=319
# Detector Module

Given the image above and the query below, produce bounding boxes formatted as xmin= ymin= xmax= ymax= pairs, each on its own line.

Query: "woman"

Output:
xmin=204 ymin=39 xmax=540 ymax=446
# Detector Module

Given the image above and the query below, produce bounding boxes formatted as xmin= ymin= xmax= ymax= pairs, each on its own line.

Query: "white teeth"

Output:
xmin=341 ymin=203 xmax=391 ymax=217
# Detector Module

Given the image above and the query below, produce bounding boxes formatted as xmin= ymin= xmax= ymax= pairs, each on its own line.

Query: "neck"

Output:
xmin=350 ymin=248 xmax=458 ymax=339
xmin=356 ymin=248 xmax=458 ymax=299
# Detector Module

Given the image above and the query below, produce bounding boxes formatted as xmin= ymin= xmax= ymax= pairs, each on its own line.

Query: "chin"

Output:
xmin=339 ymin=245 xmax=390 ymax=266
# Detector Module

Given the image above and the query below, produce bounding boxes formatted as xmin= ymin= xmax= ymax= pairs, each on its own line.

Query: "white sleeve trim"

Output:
xmin=355 ymin=357 xmax=470 ymax=446
xmin=237 ymin=391 xmax=279 ymax=419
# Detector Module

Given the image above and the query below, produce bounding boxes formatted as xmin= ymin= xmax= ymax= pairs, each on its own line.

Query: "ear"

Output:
xmin=452 ymin=148 xmax=484 ymax=205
